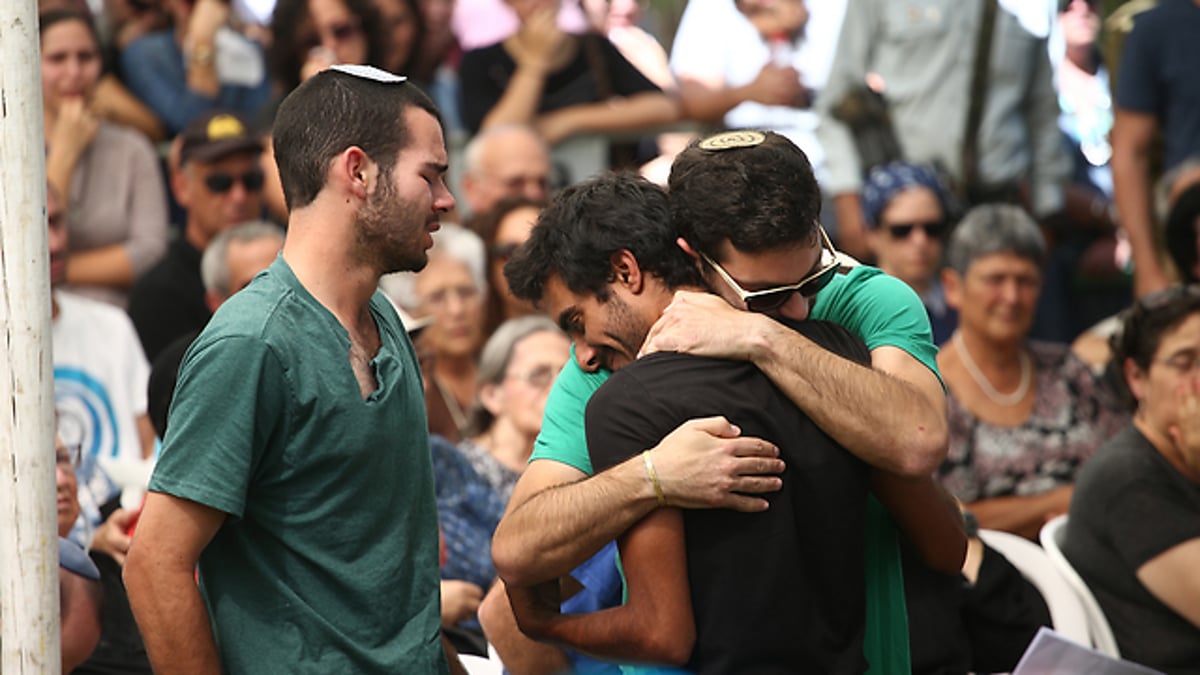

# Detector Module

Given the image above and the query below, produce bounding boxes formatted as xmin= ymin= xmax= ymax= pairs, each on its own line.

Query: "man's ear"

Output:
xmin=610 ymin=249 xmax=645 ymax=293
xmin=942 ymin=267 xmax=962 ymax=310
xmin=336 ymin=146 xmax=375 ymax=200
xmin=171 ymin=165 xmax=192 ymax=209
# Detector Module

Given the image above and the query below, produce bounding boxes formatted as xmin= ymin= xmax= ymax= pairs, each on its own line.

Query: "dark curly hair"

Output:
xmin=505 ymin=172 xmax=702 ymax=305
xmin=667 ymin=130 xmax=822 ymax=259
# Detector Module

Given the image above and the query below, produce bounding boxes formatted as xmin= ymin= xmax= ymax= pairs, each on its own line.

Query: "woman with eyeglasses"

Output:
xmin=41 ymin=9 xmax=169 ymax=308
xmin=470 ymin=196 xmax=544 ymax=336
xmin=382 ymin=224 xmax=489 ymax=442
xmin=1062 ymin=285 xmax=1200 ymax=674
xmin=861 ymin=161 xmax=957 ymax=344
xmin=430 ymin=316 xmax=569 ymax=646
xmin=936 ymin=204 xmax=1127 ymax=540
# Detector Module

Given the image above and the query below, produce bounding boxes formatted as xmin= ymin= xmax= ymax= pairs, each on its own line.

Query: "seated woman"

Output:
xmin=458 ymin=0 xmax=678 ymax=145
xmin=861 ymin=162 xmax=957 ymax=344
xmin=41 ymin=9 xmax=169 ymax=307
xmin=382 ymin=224 xmax=488 ymax=442
xmin=434 ymin=316 xmax=569 ymax=589
xmin=936 ymin=204 xmax=1127 ymax=540
xmin=430 ymin=316 xmax=569 ymax=654
xmin=1063 ymin=285 xmax=1200 ymax=674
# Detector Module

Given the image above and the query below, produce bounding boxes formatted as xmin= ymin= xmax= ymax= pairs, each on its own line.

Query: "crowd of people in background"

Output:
xmin=35 ymin=0 xmax=1200 ymax=672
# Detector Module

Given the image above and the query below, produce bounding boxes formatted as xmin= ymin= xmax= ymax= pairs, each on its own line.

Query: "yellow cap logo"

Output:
xmin=206 ymin=115 xmax=247 ymax=141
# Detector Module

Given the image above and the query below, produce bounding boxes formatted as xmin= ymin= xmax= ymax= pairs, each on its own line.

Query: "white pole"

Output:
xmin=0 ymin=0 xmax=61 ymax=672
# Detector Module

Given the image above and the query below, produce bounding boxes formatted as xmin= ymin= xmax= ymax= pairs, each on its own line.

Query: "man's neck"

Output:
xmin=282 ymin=207 xmax=379 ymax=327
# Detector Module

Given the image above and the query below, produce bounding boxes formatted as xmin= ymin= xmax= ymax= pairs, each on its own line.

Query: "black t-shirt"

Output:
xmin=1063 ymin=424 xmax=1200 ymax=674
xmin=586 ymin=320 xmax=871 ymax=674
xmin=458 ymin=33 xmax=660 ymax=134
xmin=127 ymin=236 xmax=209 ymax=363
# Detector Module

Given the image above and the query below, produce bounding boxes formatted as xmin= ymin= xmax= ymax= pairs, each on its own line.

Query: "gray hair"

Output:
xmin=467 ymin=315 xmax=564 ymax=435
xmin=379 ymin=223 xmax=488 ymax=310
xmin=462 ymin=124 xmax=547 ymax=178
xmin=945 ymin=204 xmax=1046 ymax=276
xmin=201 ymin=220 xmax=286 ymax=295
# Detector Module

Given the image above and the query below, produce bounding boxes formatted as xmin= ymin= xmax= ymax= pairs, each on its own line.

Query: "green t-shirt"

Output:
xmin=530 ymin=265 xmax=940 ymax=673
xmin=150 ymin=258 xmax=446 ymax=674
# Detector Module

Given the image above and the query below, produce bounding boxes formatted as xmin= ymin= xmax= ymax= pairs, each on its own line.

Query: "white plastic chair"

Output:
xmin=978 ymin=528 xmax=1092 ymax=648
xmin=459 ymin=653 xmax=503 ymax=675
xmin=1039 ymin=514 xmax=1122 ymax=658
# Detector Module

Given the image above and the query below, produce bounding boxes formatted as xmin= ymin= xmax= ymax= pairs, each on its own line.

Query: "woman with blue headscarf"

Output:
xmin=861 ymin=161 xmax=957 ymax=344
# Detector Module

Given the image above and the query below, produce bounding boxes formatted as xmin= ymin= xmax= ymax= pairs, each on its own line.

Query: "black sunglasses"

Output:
xmin=204 ymin=170 xmax=266 ymax=194
xmin=883 ymin=221 xmax=946 ymax=240
xmin=701 ymin=226 xmax=842 ymax=313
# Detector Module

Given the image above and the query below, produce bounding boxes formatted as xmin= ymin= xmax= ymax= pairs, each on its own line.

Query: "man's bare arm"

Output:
xmin=1111 ymin=108 xmax=1170 ymax=298
xmin=509 ymin=508 xmax=695 ymax=666
xmin=124 ymin=492 xmax=225 ymax=675
xmin=871 ymin=473 xmax=967 ymax=574
xmin=478 ymin=581 xmax=574 ymax=675
xmin=643 ymin=292 xmax=948 ymax=477
xmin=492 ymin=417 xmax=782 ymax=587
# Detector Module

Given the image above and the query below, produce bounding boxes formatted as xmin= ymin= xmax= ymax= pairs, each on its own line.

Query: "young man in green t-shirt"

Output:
xmin=484 ymin=131 xmax=965 ymax=672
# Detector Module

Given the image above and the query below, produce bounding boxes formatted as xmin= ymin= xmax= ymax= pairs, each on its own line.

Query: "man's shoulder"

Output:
xmin=816 ymin=264 xmax=924 ymax=319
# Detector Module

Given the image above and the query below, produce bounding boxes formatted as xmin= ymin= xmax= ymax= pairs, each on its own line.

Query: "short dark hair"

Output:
xmin=272 ymin=69 xmax=440 ymax=211
xmin=1110 ymin=286 xmax=1200 ymax=405
xmin=668 ymin=131 xmax=822 ymax=258
xmin=505 ymin=173 xmax=702 ymax=304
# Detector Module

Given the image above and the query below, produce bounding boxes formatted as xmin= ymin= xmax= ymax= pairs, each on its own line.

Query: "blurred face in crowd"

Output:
xmin=867 ymin=186 xmax=946 ymax=293
xmin=56 ymin=436 xmax=81 ymax=538
xmin=464 ymin=132 xmax=550 ymax=214
xmin=490 ymin=205 xmax=540 ymax=318
xmin=581 ymin=0 xmax=640 ymax=31
xmin=177 ymin=151 xmax=266 ymax=248
xmin=419 ymin=0 xmax=455 ymax=52
xmin=1127 ymin=311 xmax=1200 ymax=473
xmin=304 ymin=0 xmax=370 ymax=66
xmin=375 ymin=0 xmax=420 ymax=72
xmin=1059 ymin=0 xmax=1099 ymax=50
xmin=482 ymin=329 xmax=570 ymax=437
xmin=507 ymin=0 xmax=560 ymax=23
xmin=416 ymin=256 xmax=485 ymax=360
xmin=736 ymin=0 xmax=807 ymax=38
xmin=41 ymin=17 xmax=102 ymax=111
xmin=945 ymin=252 xmax=1042 ymax=346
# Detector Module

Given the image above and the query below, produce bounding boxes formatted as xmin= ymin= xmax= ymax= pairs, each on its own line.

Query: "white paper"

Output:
xmin=1012 ymin=627 xmax=1163 ymax=675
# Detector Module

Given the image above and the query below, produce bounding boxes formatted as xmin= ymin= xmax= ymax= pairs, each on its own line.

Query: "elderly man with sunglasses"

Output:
xmin=128 ymin=111 xmax=267 ymax=362
xmin=484 ymin=131 xmax=962 ymax=671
